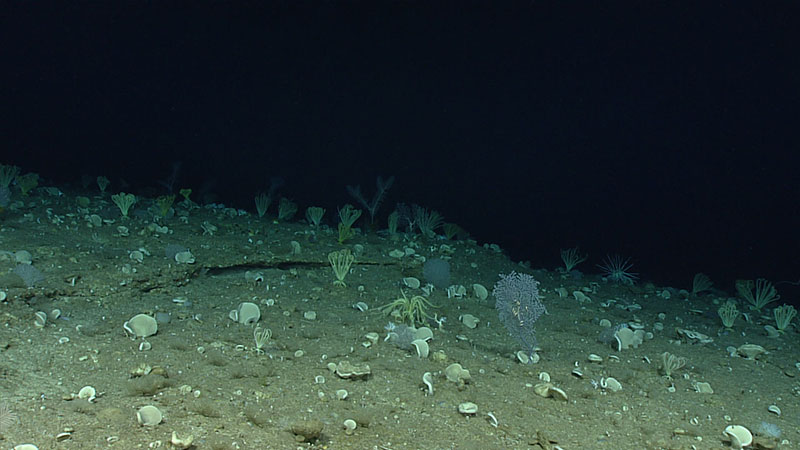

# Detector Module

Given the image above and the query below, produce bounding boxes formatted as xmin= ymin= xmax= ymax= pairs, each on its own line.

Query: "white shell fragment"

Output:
xmin=402 ymin=277 xmax=421 ymax=289
xmin=736 ymin=344 xmax=767 ymax=360
xmin=124 ymin=314 xmax=158 ymax=338
xmin=600 ymin=377 xmax=622 ymax=392
xmin=533 ymin=382 xmax=568 ymax=401
xmin=538 ymin=372 xmax=551 ymax=382
xmin=414 ymin=327 xmax=434 ymax=341
xmin=364 ymin=332 xmax=379 ymax=345
xmin=422 ymin=372 xmax=434 ymax=395
xmin=229 ymin=302 xmax=260 ymax=325
xmin=723 ymin=425 xmax=752 ymax=450
xmin=614 ymin=327 xmax=644 ymax=351
xmin=34 ymin=311 xmax=47 ymax=328
xmin=458 ymin=402 xmax=478 ymax=415
xmin=55 ymin=431 xmax=72 ymax=442
xmin=676 ymin=328 xmax=713 ymax=344
xmin=694 ymin=382 xmax=714 ymax=394
xmin=136 ymin=405 xmax=164 ymax=427
xmin=472 ymin=283 xmax=488 ymax=300
xmin=174 ymin=250 xmax=195 ymax=264
xmin=352 ymin=301 xmax=369 ymax=312
xmin=343 ymin=419 xmax=357 ymax=434
xmin=459 ymin=314 xmax=479 ymax=329
xmin=137 ymin=405 xmax=163 ymax=426
xmin=129 ymin=250 xmax=144 ymax=263
xmin=170 ymin=432 xmax=194 ymax=449
xmin=445 ymin=363 xmax=471 ymax=384
xmin=411 ymin=339 xmax=429 ymax=358
xmin=78 ymin=385 xmax=97 ymax=402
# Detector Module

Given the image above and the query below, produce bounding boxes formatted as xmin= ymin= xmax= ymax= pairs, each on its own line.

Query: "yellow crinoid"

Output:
xmin=378 ymin=289 xmax=437 ymax=327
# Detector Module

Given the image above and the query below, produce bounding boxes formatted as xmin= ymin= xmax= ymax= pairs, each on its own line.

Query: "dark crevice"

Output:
xmin=204 ymin=260 xmax=393 ymax=275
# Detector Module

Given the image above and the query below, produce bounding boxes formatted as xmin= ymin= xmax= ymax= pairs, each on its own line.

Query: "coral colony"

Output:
xmin=492 ymin=271 xmax=547 ymax=358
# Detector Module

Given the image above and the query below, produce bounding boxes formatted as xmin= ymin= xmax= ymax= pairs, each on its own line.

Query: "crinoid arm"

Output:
xmin=377 ymin=290 xmax=411 ymax=315
xmin=408 ymin=294 xmax=438 ymax=326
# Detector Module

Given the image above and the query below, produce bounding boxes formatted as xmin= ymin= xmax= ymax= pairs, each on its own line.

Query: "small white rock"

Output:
xmin=458 ymin=402 xmax=478 ymax=415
